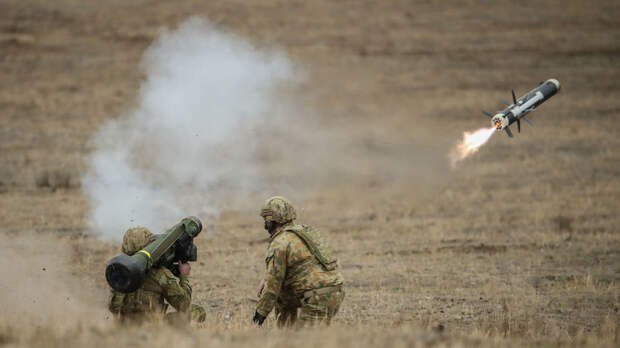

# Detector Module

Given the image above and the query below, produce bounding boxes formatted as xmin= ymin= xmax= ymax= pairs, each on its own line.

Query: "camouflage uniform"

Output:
xmin=108 ymin=227 xmax=206 ymax=323
xmin=256 ymin=197 xmax=345 ymax=327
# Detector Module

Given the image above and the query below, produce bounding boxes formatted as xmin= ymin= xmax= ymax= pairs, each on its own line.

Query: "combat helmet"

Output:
xmin=260 ymin=196 xmax=297 ymax=224
xmin=121 ymin=226 xmax=155 ymax=255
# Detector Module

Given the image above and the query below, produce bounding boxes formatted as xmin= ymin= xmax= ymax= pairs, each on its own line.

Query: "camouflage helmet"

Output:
xmin=121 ymin=226 xmax=155 ymax=255
xmin=260 ymin=196 xmax=297 ymax=224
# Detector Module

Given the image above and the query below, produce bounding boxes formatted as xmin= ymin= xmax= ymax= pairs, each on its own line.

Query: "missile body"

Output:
xmin=485 ymin=79 xmax=560 ymax=137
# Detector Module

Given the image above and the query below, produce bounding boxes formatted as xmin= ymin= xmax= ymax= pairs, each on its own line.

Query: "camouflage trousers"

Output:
xmin=275 ymin=286 xmax=344 ymax=327
xmin=165 ymin=304 xmax=206 ymax=323
xmin=118 ymin=303 xmax=205 ymax=324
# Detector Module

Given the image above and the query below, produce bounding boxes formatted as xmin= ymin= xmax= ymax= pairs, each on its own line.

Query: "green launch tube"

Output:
xmin=105 ymin=216 xmax=202 ymax=293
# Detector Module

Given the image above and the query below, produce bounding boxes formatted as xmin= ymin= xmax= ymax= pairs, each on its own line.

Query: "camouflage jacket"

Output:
xmin=256 ymin=224 xmax=344 ymax=316
xmin=109 ymin=266 xmax=192 ymax=319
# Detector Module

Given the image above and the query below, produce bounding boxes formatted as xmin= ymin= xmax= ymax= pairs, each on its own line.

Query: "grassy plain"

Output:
xmin=1 ymin=0 xmax=619 ymax=346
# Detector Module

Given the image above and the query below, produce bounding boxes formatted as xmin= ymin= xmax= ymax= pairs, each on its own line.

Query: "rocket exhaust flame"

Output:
xmin=450 ymin=127 xmax=495 ymax=167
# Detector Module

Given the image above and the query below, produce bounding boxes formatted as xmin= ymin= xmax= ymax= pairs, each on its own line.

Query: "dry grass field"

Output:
xmin=1 ymin=0 xmax=619 ymax=347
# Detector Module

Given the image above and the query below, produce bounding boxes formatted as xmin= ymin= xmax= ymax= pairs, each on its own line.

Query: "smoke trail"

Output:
xmin=82 ymin=17 xmax=302 ymax=239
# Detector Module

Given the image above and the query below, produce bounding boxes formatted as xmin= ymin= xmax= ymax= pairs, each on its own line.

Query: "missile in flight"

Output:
xmin=482 ymin=79 xmax=561 ymax=137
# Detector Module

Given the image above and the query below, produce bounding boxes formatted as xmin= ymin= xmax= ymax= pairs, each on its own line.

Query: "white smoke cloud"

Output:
xmin=82 ymin=16 xmax=449 ymax=240
xmin=82 ymin=17 xmax=304 ymax=239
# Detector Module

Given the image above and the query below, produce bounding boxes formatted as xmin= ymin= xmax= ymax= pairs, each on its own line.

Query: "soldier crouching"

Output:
xmin=253 ymin=196 xmax=345 ymax=327
xmin=108 ymin=226 xmax=206 ymax=324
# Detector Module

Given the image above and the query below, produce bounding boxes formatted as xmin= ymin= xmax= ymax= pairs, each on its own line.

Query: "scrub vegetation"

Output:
xmin=0 ymin=0 xmax=618 ymax=347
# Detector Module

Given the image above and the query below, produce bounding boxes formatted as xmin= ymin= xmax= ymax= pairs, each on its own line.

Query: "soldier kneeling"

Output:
xmin=108 ymin=227 xmax=206 ymax=324
xmin=253 ymin=196 xmax=345 ymax=327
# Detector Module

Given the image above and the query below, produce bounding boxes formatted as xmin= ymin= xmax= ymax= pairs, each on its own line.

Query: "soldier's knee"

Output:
xmin=299 ymin=300 xmax=329 ymax=324
xmin=298 ymin=309 xmax=329 ymax=326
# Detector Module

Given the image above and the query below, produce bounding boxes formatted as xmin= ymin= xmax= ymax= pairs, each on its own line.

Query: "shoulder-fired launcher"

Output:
xmin=105 ymin=216 xmax=202 ymax=293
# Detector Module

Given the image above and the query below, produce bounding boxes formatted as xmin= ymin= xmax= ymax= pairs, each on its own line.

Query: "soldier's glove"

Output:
xmin=252 ymin=311 xmax=266 ymax=326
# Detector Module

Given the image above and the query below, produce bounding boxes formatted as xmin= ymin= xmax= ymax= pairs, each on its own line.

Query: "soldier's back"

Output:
xmin=271 ymin=224 xmax=344 ymax=295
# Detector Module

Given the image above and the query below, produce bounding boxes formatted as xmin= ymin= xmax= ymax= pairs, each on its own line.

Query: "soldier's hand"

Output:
xmin=252 ymin=311 xmax=266 ymax=326
xmin=178 ymin=260 xmax=191 ymax=275
xmin=256 ymin=279 xmax=266 ymax=297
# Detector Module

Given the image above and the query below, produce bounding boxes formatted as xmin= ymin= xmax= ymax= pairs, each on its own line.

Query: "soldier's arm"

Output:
xmin=161 ymin=269 xmax=192 ymax=313
xmin=108 ymin=290 xmax=125 ymax=314
xmin=256 ymin=240 xmax=288 ymax=317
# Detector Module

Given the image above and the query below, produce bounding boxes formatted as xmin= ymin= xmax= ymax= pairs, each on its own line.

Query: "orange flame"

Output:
xmin=450 ymin=127 xmax=495 ymax=167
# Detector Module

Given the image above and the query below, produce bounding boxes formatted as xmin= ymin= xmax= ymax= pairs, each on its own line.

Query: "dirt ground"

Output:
xmin=1 ymin=0 xmax=619 ymax=347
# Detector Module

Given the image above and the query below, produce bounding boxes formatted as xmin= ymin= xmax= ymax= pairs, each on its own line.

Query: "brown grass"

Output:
xmin=1 ymin=0 xmax=619 ymax=347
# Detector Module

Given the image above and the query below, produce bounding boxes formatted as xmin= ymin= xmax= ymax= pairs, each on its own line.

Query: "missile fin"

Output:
xmin=482 ymin=110 xmax=493 ymax=118
xmin=512 ymin=90 xmax=517 ymax=104
xmin=523 ymin=116 xmax=534 ymax=126
xmin=500 ymin=97 xmax=511 ymax=106
xmin=517 ymin=119 xmax=521 ymax=133
xmin=504 ymin=127 xmax=514 ymax=138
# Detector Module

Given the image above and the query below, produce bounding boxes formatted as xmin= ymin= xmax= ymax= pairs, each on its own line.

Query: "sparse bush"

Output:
xmin=35 ymin=169 xmax=78 ymax=191
xmin=553 ymin=215 xmax=573 ymax=232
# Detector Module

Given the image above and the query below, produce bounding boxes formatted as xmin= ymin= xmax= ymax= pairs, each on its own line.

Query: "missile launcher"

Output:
xmin=105 ymin=216 xmax=202 ymax=293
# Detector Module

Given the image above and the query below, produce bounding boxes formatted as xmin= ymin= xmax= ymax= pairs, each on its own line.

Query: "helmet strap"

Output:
xmin=264 ymin=220 xmax=277 ymax=234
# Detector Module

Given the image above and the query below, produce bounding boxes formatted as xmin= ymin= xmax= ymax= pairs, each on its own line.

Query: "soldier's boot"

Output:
xmin=191 ymin=303 xmax=206 ymax=323
xmin=299 ymin=286 xmax=345 ymax=326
